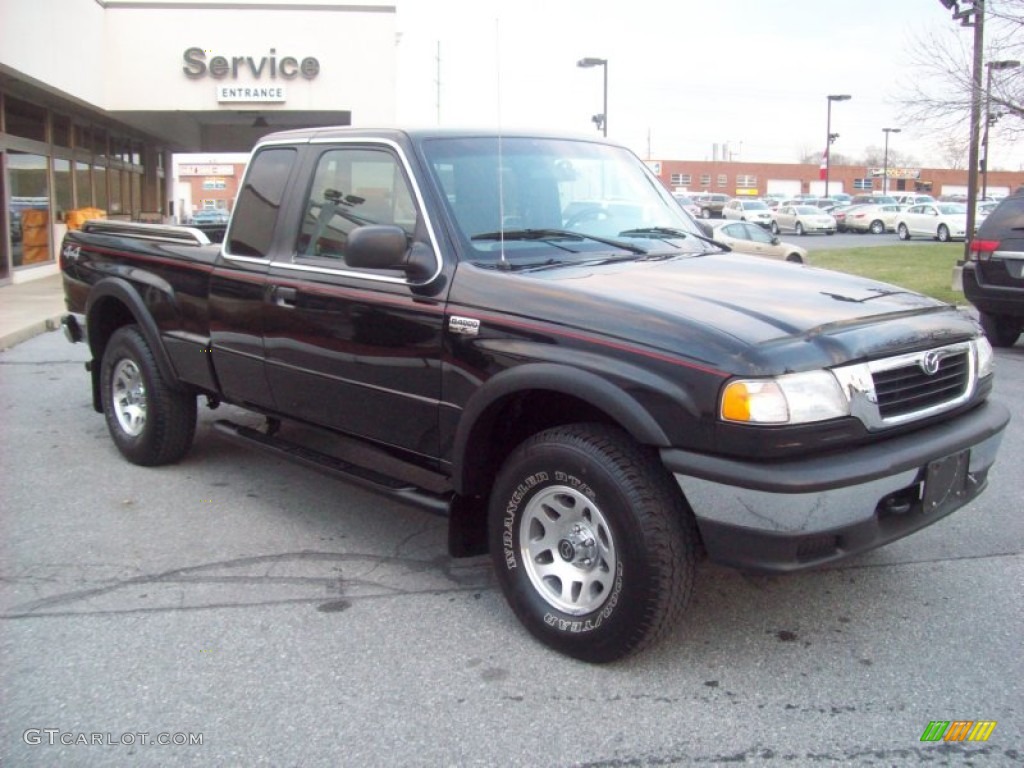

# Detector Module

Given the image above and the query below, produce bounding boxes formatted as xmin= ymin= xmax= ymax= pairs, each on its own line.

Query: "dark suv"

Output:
xmin=963 ymin=189 xmax=1024 ymax=347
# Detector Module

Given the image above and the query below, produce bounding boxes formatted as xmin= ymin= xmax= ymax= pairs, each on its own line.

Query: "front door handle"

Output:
xmin=272 ymin=286 xmax=297 ymax=308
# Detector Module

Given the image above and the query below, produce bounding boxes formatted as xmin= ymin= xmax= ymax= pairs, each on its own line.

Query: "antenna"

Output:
xmin=495 ymin=16 xmax=508 ymax=270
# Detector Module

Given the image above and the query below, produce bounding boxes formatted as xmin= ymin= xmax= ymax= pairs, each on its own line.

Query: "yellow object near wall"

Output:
xmin=66 ymin=207 xmax=107 ymax=231
xmin=20 ymin=209 xmax=50 ymax=263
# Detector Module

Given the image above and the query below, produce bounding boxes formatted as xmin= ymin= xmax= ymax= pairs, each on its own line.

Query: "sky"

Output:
xmin=392 ymin=0 xmax=1024 ymax=171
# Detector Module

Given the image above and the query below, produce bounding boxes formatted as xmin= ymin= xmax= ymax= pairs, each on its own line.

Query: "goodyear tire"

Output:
xmin=100 ymin=325 xmax=197 ymax=466
xmin=489 ymin=423 xmax=696 ymax=663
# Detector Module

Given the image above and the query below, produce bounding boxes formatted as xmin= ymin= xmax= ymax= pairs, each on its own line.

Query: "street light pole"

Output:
xmin=882 ymin=127 xmax=901 ymax=195
xmin=982 ymin=59 xmax=1021 ymax=199
xmin=825 ymin=94 xmax=851 ymax=198
xmin=577 ymin=57 xmax=608 ymax=137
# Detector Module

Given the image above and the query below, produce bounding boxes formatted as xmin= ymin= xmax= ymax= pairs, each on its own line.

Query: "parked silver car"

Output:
xmin=722 ymin=198 xmax=773 ymax=228
xmin=709 ymin=220 xmax=808 ymax=263
xmin=770 ymin=205 xmax=836 ymax=236
xmin=845 ymin=204 xmax=901 ymax=234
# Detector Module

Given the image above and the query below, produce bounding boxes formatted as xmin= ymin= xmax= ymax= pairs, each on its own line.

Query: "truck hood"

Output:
xmin=453 ymin=252 xmax=977 ymax=375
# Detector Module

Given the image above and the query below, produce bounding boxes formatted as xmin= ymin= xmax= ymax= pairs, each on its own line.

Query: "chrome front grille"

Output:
xmin=833 ymin=341 xmax=978 ymax=430
xmin=873 ymin=350 xmax=970 ymax=419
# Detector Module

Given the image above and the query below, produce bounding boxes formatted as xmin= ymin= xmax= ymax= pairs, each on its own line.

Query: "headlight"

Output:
xmin=975 ymin=335 xmax=994 ymax=378
xmin=720 ymin=370 xmax=850 ymax=425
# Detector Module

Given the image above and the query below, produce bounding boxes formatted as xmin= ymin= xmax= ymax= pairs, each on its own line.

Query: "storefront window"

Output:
xmin=74 ymin=124 xmax=90 ymax=152
xmin=75 ymin=161 xmax=93 ymax=207
xmin=94 ymin=165 xmax=108 ymax=212
xmin=8 ymin=152 xmax=51 ymax=267
xmin=93 ymin=129 xmax=108 ymax=159
xmin=109 ymin=167 xmax=122 ymax=214
xmin=4 ymin=97 xmax=47 ymax=142
xmin=130 ymin=171 xmax=141 ymax=217
xmin=54 ymin=158 xmax=72 ymax=220
xmin=53 ymin=115 xmax=72 ymax=147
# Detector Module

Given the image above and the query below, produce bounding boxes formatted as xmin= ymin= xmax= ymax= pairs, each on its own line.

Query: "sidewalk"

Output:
xmin=0 ymin=273 xmax=66 ymax=351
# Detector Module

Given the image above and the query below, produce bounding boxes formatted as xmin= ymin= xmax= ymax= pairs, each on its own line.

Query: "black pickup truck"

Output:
xmin=60 ymin=128 xmax=1009 ymax=662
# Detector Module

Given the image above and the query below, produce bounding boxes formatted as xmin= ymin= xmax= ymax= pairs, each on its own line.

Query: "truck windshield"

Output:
xmin=421 ymin=137 xmax=706 ymax=263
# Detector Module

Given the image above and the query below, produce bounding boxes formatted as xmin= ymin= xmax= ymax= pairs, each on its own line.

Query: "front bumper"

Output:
xmin=962 ymin=266 xmax=1024 ymax=318
xmin=662 ymin=400 xmax=1009 ymax=572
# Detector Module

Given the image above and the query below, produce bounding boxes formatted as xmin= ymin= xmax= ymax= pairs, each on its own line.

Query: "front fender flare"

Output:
xmin=451 ymin=363 xmax=675 ymax=497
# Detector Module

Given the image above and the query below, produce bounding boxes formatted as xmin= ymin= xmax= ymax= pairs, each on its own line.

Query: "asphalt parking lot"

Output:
xmin=1 ymin=330 xmax=1022 ymax=767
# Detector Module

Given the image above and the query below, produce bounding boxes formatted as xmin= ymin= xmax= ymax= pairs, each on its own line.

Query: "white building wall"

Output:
xmin=0 ymin=0 xmax=396 ymax=124
xmin=0 ymin=0 xmax=107 ymax=107
xmin=101 ymin=4 xmax=397 ymax=123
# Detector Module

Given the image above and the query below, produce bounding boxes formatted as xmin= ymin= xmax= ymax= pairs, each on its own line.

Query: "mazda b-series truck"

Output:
xmin=60 ymin=128 xmax=1009 ymax=662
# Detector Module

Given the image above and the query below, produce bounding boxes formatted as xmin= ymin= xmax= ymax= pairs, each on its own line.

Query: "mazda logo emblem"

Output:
xmin=920 ymin=351 xmax=942 ymax=376
xmin=558 ymin=540 xmax=576 ymax=561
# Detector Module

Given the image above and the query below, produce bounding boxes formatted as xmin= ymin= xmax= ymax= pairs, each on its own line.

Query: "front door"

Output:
xmin=262 ymin=142 xmax=446 ymax=459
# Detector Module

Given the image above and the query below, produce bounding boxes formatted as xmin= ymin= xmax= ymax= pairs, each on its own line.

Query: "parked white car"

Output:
xmin=722 ymin=198 xmax=773 ymax=228
xmin=896 ymin=202 xmax=968 ymax=242
xmin=845 ymin=204 xmax=902 ymax=234
xmin=770 ymin=205 xmax=836 ymax=236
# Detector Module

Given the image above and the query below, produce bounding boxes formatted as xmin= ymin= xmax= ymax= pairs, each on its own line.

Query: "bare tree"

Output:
xmin=938 ymin=135 xmax=970 ymax=169
xmin=862 ymin=146 xmax=920 ymax=168
xmin=898 ymin=0 xmax=1023 ymax=152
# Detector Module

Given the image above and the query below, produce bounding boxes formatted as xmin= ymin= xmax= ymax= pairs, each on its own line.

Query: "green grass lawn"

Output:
xmin=809 ymin=244 xmax=966 ymax=306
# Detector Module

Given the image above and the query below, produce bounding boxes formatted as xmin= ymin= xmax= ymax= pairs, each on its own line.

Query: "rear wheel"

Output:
xmin=870 ymin=219 xmax=885 ymax=235
xmin=937 ymin=224 xmax=951 ymax=242
xmin=101 ymin=325 xmax=197 ymax=466
xmin=898 ymin=223 xmax=911 ymax=240
xmin=701 ymin=208 xmax=712 ymax=219
xmin=770 ymin=221 xmax=780 ymax=235
xmin=795 ymin=222 xmax=805 ymax=236
xmin=786 ymin=253 xmax=803 ymax=263
xmin=979 ymin=312 xmax=1022 ymax=348
xmin=488 ymin=424 xmax=697 ymax=663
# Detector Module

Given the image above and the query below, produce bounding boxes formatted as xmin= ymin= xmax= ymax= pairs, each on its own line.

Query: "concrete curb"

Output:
xmin=0 ymin=316 xmax=64 ymax=352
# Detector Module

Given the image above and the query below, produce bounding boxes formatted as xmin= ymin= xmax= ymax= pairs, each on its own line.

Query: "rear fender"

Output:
xmin=85 ymin=278 xmax=182 ymax=398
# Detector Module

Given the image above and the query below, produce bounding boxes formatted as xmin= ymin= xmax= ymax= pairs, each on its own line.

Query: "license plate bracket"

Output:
xmin=922 ymin=450 xmax=969 ymax=514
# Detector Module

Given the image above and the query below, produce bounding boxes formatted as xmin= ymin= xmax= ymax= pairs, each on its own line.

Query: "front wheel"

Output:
xmin=898 ymin=223 xmax=911 ymax=241
xmin=101 ymin=325 xmax=197 ymax=466
xmin=796 ymin=222 xmax=805 ymax=236
xmin=937 ymin=224 xmax=951 ymax=242
xmin=701 ymin=208 xmax=712 ymax=219
xmin=770 ymin=221 xmax=780 ymax=235
xmin=489 ymin=424 xmax=697 ymax=663
xmin=786 ymin=253 xmax=803 ymax=263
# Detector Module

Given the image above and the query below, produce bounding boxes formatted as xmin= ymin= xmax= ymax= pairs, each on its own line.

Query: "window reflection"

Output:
xmin=8 ymin=152 xmax=51 ymax=267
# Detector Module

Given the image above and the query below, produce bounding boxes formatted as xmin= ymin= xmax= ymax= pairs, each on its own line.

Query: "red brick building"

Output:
xmin=177 ymin=161 xmax=245 ymax=220
xmin=650 ymin=158 xmax=1022 ymax=200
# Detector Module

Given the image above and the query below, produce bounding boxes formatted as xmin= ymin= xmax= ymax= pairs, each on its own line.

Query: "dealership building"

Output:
xmin=0 ymin=0 xmax=397 ymax=284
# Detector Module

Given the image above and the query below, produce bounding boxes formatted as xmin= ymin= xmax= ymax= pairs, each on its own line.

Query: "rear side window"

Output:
xmin=978 ymin=195 xmax=1024 ymax=238
xmin=226 ymin=148 xmax=297 ymax=258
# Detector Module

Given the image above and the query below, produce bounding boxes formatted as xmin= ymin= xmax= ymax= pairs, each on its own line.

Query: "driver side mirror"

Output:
xmin=771 ymin=236 xmax=780 ymax=245
xmin=346 ymin=225 xmax=436 ymax=281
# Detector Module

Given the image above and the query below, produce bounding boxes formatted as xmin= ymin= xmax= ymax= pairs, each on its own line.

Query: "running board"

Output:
xmin=213 ymin=420 xmax=452 ymax=516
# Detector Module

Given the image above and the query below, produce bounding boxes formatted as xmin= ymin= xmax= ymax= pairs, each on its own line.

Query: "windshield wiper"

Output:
xmin=471 ymin=228 xmax=649 ymax=255
xmin=619 ymin=226 xmax=732 ymax=253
